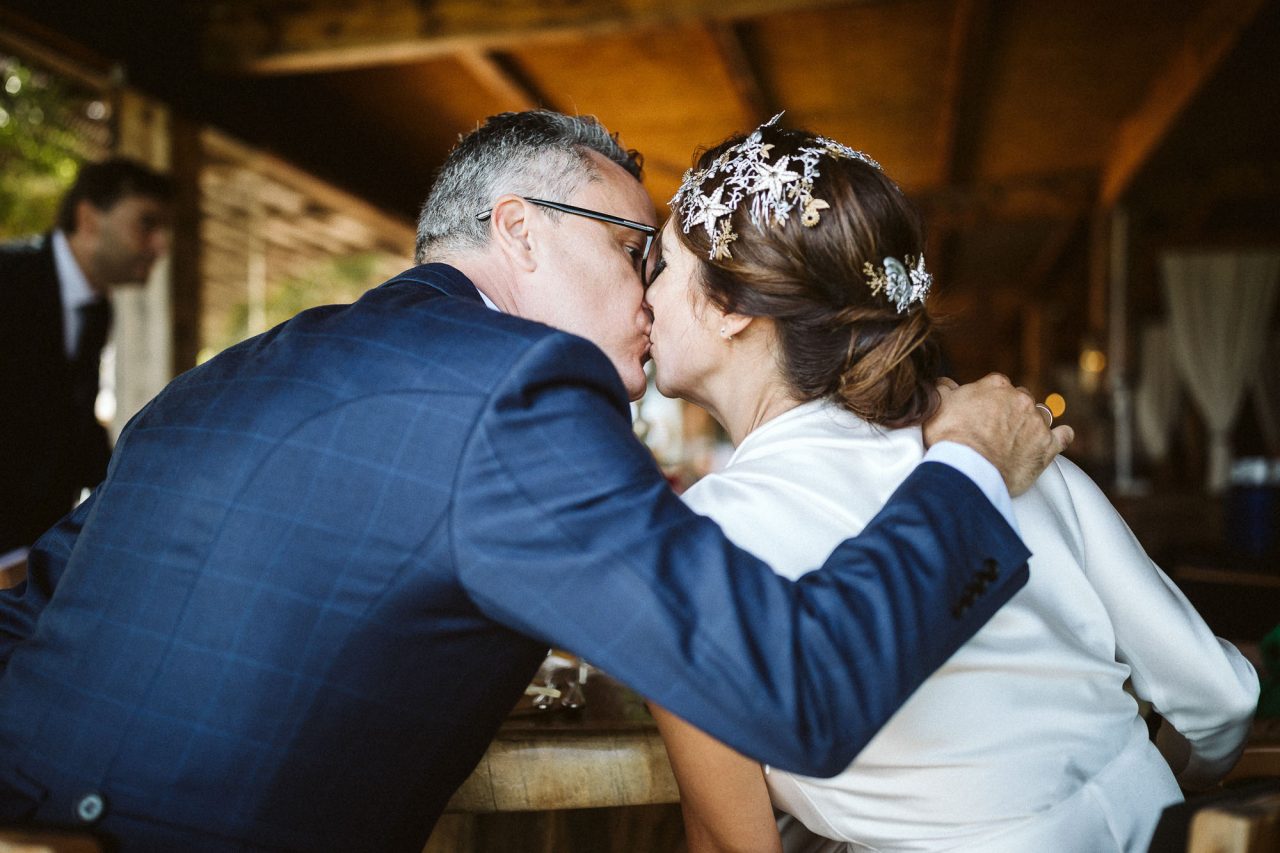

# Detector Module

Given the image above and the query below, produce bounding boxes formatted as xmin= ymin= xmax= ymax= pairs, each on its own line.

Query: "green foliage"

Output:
xmin=204 ymin=253 xmax=387 ymax=360
xmin=0 ymin=54 xmax=108 ymax=240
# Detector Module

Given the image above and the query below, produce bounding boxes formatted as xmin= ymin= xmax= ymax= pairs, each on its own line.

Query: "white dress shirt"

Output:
xmin=51 ymin=229 xmax=101 ymax=358
xmin=681 ymin=399 xmax=1259 ymax=853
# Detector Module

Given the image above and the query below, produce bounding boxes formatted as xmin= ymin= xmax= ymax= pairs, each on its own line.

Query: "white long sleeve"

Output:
xmin=1057 ymin=459 xmax=1259 ymax=788
xmin=681 ymin=400 xmax=1260 ymax=851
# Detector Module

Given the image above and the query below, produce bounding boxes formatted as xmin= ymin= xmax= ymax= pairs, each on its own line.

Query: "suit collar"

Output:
xmin=389 ymin=263 xmax=486 ymax=305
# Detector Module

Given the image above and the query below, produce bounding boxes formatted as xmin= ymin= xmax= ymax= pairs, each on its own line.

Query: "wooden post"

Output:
xmin=169 ymin=117 xmax=203 ymax=375
xmin=1087 ymin=210 xmax=1109 ymax=344
xmin=110 ymin=86 xmax=174 ymax=439
xmin=1108 ymin=207 xmax=1136 ymax=493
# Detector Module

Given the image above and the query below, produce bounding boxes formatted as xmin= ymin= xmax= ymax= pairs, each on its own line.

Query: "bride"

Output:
xmin=644 ymin=116 xmax=1259 ymax=853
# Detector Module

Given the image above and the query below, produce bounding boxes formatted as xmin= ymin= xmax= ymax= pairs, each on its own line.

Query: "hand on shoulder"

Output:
xmin=923 ymin=373 xmax=1074 ymax=497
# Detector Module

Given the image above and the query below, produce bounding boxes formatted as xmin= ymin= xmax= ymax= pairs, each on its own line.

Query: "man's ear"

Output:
xmin=74 ymin=198 xmax=102 ymax=238
xmin=487 ymin=195 xmax=537 ymax=273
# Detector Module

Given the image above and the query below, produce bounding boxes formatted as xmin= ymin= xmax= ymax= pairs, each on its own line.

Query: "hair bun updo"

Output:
xmin=672 ymin=123 xmax=942 ymax=428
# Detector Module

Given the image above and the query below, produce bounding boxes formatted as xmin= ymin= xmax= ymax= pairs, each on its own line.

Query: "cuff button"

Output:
xmin=74 ymin=792 xmax=106 ymax=824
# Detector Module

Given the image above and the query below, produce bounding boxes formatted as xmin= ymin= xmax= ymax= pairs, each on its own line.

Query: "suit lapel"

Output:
xmin=26 ymin=235 xmax=70 ymax=369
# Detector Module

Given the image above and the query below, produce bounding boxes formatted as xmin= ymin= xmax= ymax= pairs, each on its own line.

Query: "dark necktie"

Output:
xmin=71 ymin=299 xmax=113 ymax=411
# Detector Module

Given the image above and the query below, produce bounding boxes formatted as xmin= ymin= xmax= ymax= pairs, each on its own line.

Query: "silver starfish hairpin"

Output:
xmin=671 ymin=113 xmax=882 ymax=262
xmin=863 ymin=255 xmax=932 ymax=313
xmin=672 ymin=115 xmax=928 ymax=313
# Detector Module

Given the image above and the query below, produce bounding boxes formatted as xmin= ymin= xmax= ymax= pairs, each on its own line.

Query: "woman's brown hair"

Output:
xmin=674 ymin=125 xmax=941 ymax=428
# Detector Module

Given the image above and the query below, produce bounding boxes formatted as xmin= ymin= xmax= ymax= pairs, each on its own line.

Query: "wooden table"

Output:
xmin=425 ymin=675 xmax=683 ymax=853
xmin=445 ymin=673 xmax=679 ymax=813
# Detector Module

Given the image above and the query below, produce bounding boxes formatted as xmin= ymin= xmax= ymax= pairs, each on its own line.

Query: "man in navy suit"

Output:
xmin=0 ymin=112 xmax=1069 ymax=852
xmin=0 ymin=158 xmax=173 ymax=557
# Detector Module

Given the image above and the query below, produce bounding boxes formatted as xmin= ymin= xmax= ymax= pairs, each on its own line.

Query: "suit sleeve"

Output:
xmin=452 ymin=334 xmax=1031 ymax=777
xmin=0 ymin=489 xmax=96 ymax=672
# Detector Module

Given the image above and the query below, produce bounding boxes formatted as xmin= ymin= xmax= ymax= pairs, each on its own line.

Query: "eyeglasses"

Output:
xmin=476 ymin=197 xmax=657 ymax=278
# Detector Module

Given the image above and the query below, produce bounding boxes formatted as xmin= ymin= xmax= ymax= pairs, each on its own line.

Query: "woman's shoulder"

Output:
xmin=681 ymin=403 xmax=927 ymax=577
xmin=689 ymin=404 xmax=921 ymax=502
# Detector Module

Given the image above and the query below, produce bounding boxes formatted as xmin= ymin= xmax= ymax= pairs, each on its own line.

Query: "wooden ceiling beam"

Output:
xmin=0 ymin=7 xmax=115 ymax=91
xmin=1097 ymin=0 xmax=1268 ymax=209
xmin=455 ymin=49 xmax=558 ymax=113
xmin=201 ymin=128 xmax=416 ymax=246
xmin=204 ymin=0 xmax=864 ymax=75
xmin=1024 ymin=215 xmax=1085 ymax=289
xmin=704 ymin=21 xmax=776 ymax=127
xmin=913 ymin=172 xmax=1096 ymax=227
xmin=930 ymin=0 xmax=995 ymax=300
xmin=934 ymin=0 xmax=993 ymax=186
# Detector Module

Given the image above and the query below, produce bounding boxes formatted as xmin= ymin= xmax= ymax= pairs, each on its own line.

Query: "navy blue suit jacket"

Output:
xmin=0 ymin=264 xmax=1029 ymax=851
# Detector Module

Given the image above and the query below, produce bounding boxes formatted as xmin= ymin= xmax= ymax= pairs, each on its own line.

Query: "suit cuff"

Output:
xmin=923 ymin=441 xmax=1019 ymax=536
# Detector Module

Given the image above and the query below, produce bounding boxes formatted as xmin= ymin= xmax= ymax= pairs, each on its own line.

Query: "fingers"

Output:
xmin=1051 ymin=424 xmax=1075 ymax=451
xmin=1034 ymin=403 xmax=1053 ymax=427
xmin=979 ymin=372 xmax=1011 ymax=388
xmin=933 ymin=377 xmax=958 ymax=410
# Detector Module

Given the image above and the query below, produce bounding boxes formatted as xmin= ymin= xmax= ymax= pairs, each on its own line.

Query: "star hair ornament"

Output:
xmin=671 ymin=114 xmax=931 ymax=313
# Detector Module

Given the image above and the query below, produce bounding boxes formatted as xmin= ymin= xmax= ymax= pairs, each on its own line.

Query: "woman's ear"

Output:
xmin=721 ymin=312 xmax=755 ymax=339
xmin=487 ymin=195 xmax=537 ymax=273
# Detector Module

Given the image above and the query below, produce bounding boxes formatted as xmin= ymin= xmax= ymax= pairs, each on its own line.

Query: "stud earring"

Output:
xmin=719 ymin=326 xmax=733 ymax=341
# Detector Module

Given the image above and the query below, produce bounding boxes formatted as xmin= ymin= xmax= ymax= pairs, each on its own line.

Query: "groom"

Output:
xmin=0 ymin=111 xmax=1069 ymax=852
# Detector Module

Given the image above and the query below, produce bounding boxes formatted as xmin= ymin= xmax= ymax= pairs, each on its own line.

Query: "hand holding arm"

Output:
xmin=923 ymin=374 xmax=1074 ymax=496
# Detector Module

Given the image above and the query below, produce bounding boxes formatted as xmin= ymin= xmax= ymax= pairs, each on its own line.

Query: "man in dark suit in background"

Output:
xmin=0 ymin=158 xmax=173 ymax=557
xmin=0 ymin=113 xmax=1069 ymax=852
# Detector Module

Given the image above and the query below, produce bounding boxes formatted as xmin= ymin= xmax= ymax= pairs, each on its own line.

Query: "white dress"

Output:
xmin=680 ymin=400 xmax=1259 ymax=853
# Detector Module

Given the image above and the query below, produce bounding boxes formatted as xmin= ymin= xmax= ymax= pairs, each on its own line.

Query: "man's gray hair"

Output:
xmin=415 ymin=111 xmax=643 ymax=263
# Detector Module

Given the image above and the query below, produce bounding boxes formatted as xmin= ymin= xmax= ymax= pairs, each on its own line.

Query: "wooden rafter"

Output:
xmin=1097 ymin=0 xmax=1268 ymax=209
xmin=456 ymin=49 xmax=557 ymax=113
xmin=0 ymin=7 xmax=115 ymax=90
xmin=934 ymin=0 xmax=992 ymax=185
xmin=1024 ymin=215 xmax=1084 ymax=289
xmin=913 ymin=171 xmax=1096 ymax=228
xmin=704 ymin=21 xmax=776 ymax=126
xmin=929 ymin=0 xmax=994 ymax=301
xmin=204 ymin=0 xmax=864 ymax=75
xmin=202 ymin=129 xmax=416 ymax=246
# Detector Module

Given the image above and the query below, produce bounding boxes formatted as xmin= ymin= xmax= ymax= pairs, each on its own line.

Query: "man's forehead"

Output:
xmin=579 ymin=151 xmax=656 ymax=225
xmin=112 ymin=194 xmax=171 ymax=218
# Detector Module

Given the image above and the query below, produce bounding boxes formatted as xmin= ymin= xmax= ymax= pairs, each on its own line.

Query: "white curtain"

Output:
xmin=1134 ymin=322 xmax=1180 ymax=463
xmin=1162 ymin=251 xmax=1280 ymax=492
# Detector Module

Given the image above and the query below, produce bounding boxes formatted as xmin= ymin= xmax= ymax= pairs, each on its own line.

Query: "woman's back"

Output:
xmin=682 ymin=399 xmax=1256 ymax=852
